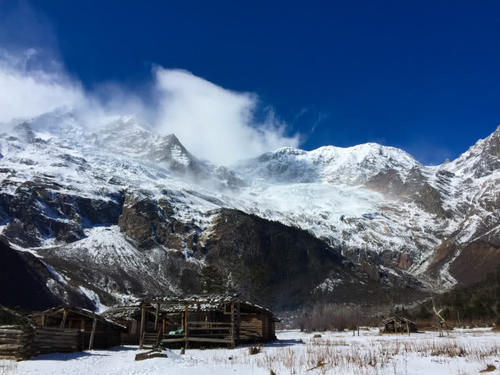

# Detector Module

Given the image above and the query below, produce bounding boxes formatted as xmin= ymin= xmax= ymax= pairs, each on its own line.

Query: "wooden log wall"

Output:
xmin=239 ymin=316 xmax=263 ymax=340
xmin=0 ymin=324 xmax=122 ymax=360
xmin=0 ymin=325 xmax=33 ymax=361
xmin=32 ymin=327 xmax=81 ymax=355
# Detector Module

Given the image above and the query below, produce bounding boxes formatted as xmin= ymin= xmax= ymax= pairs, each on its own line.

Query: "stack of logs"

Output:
xmin=0 ymin=325 xmax=34 ymax=360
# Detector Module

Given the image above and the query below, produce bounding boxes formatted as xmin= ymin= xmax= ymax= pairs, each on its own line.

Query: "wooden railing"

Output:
xmin=160 ymin=321 xmax=233 ymax=345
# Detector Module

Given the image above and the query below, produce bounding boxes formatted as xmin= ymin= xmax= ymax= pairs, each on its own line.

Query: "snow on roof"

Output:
xmin=146 ymin=294 xmax=273 ymax=314
xmin=103 ymin=294 xmax=274 ymax=318
xmin=32 ymin=306 xmax=126 ymax=329
xmin=382 ymin=316 xmax=416 ymax=325
xmin=101 ymin=304 xmax=141 ymax=320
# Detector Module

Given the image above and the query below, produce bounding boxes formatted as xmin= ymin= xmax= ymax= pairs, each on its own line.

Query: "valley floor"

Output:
xmin=1 ymin=329 xmax=499 ymax=375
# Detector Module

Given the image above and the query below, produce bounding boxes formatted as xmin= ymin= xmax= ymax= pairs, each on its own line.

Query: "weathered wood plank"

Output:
xmin=187 ymin=337 xmax=232 ymax=344
xmin=160 ymin=337 xmax=186 ymax=343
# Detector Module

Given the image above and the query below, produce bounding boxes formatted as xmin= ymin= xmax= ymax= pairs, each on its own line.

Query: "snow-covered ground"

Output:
xmin=2 ymin=329 xmax=499 ymax=375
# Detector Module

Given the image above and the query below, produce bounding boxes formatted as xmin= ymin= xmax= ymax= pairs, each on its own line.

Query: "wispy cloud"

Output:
xmin=0 ymin=48 xmax=84 ymax=124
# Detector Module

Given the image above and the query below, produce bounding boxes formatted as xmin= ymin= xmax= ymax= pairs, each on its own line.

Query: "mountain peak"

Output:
xmin=448 ymin=125 xmax=500 ymax=178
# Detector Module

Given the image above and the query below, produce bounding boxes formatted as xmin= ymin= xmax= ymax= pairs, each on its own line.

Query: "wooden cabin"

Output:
xmin=103 ymin=294 xmax=277 ymax=348
xmin=31 ymin=306 xmax=126 ymax=350
xmin=382 ymin=316 xmax=417 ymax=333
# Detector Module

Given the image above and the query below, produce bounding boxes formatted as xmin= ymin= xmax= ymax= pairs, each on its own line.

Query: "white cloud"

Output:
xmin=0 ymin=49 xmax=300 ymax=165
xmin=154 ymin=68 xmax=300 ymax=165
xmin=0 ymin=49 xmax=84 ymax=124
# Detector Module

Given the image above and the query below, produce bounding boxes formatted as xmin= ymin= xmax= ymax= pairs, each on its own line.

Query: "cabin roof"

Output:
xmin=146 ymin=293 xmax=273 ymax=314
xmin=101 ymin=304 xmax=141 ymax=320
xmin=0 ymin=305 xmax=31 ymax=326
xmin=32 ymin=306 xmax=126 ymax=329
xmin=382 ymin=316 xmax=416 ymax=325
xmin=103 ymin=294 xmax=274 ymax=319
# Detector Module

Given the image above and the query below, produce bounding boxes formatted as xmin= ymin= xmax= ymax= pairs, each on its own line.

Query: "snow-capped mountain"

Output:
xmin=0 ymin=110 xmax=498 ymax=311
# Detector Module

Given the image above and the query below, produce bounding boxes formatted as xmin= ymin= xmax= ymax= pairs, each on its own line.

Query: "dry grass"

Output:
xmin=249 ymin=346 xmax=262 ymax=355
xmin=215 ymin=335 xmax=500 ymax=375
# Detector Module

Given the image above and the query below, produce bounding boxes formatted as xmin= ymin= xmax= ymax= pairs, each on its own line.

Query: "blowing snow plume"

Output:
xmin=0 ymin=48 xmax=84 ymax=124
xmin=0 ymin=49 xmax=299 ymax=165
xmin=154 ymin=68 xmax=300 ymax=165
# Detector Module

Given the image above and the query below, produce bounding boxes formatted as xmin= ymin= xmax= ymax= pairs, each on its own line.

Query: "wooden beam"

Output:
xmin=187 ymin=337 xmax=232 ymax=344
xmin=88 ymin=315 xmax=97 ymax=350
xmin=184 ymin=303 xmax=189 ymax=350
xmin=160 ymin=337 xmax=186 ymax=344
xmin=235 ymin=302 xmax=240 ymax=342
xmin=80 ymin=319 xmax=85 ymax=350
xmin=60 ymin=309 xmax=68 ymax=329
xmin=41 ymin=313 xmax=46 ymax=327
xmin=154 ymin=303 xmax=160 ymax=331
xmin=230 ymin=302 xmax=235 ymax=348
xmin=139 ymin=304 xmax=146 ymax=348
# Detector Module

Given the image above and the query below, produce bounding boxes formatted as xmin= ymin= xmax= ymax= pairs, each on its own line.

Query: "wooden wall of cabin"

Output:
xmin=81 ymin=324 xmax=122 ymax=349
xmin=238 ymin=312 xmax=275 ymax=342
xmin=239 ymin=313 xmax=263 ymax=340
xmin=33 ymin=312 xmax=122 ymax=349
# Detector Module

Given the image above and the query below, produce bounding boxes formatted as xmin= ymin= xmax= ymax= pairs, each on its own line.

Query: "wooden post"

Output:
xmin=88 ymin=315 xmax=97 ymax=350
xmin=184 ymin=303 xmax=189 ymax=350
xmin=139 ymin=304 xmax=146 ymax=348
xmin=162 ymin=318 xmax=166 ymax=334
xmin=230 ymin=302 xmax=235 ymax=348
xmin=154 ymin=303 xmax=160 ymax=331
xmin=80 ymin=319 xmax=85 ymax=350
xmin=60 ymin=309 xmax=68 ymax=329
xmin=41 ymin=313 xmax=46 ymax=327
xmin=235 ymin=302 xmax=240 ymax=343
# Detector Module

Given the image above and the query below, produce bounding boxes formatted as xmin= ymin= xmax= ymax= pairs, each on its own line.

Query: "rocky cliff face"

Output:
xmin=0 ymin=111 xmax=498 ymax=311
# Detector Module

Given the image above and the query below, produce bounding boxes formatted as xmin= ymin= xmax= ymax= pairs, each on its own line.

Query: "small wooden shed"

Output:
xmin=382 ymin=316 xmax=417 ymax=333
xmin=31 ymin=306 xmax=126 ymax=350
xmin=103 ymin=294 xmax=277 ymax=348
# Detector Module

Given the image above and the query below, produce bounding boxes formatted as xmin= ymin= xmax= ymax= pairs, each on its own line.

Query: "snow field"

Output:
xmin=3 ymin=329 xmax=499 ymax=375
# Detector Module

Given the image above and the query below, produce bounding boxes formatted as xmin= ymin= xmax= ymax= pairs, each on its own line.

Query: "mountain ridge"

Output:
xmin=0 ymin=111 xmax=498 ymax=311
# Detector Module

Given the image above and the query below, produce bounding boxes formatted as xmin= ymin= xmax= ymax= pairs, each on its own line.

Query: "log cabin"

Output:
xmin=31 ymin=306 xmax=126 ymax=350
xmin=382 ymin=316 xmax=417 ymax=333
xmin=103 ymin=294 xmax=277 ymax=348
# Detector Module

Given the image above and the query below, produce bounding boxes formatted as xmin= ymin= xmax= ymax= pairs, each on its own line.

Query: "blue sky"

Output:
xmin=1 ymin=0 xmax=500 ymax=164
